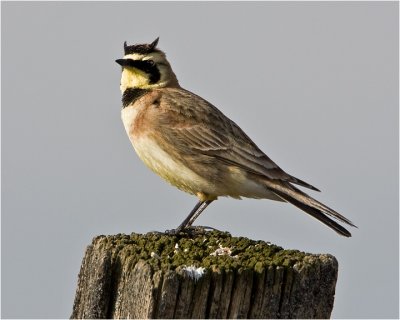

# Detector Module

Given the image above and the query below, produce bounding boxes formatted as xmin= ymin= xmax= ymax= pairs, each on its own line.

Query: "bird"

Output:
xmin=116 ymin=37 xmax=356 ymax=237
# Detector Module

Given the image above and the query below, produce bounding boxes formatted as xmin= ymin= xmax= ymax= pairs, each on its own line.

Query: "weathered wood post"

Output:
xmin=71 ymin=230 xmax=338 ymax=319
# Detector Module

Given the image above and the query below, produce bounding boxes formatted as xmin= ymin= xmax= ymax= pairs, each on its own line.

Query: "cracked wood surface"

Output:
xmin=71 ymin=231 xmax=338 ymax=319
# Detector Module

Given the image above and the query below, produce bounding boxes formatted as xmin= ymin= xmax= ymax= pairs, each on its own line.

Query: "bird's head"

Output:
xmin=116 ymin=37 xmax=179 ymax=92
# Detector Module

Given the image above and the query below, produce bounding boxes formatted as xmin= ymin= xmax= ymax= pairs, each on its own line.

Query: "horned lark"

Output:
xmin=116 ymin=37 xmax=356 ymax=237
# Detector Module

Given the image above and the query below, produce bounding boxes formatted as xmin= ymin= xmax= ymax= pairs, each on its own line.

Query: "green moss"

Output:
xmin=92 ymin=230 xmax=309 ymax=272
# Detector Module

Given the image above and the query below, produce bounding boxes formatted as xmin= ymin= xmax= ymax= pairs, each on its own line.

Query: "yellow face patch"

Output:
xmin=119 ymin=67 xmax=150 ymax=92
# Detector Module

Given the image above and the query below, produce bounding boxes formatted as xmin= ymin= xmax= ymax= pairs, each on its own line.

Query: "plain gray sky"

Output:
xmin=1 ymin=2 xmax=398 ymax=318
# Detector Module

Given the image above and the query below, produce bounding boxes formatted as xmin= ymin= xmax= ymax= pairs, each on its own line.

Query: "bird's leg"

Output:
xmin=186 ymin=200 xmax=214 ymax=228
xmin=169 ymin=200 xmax=213 ymax=234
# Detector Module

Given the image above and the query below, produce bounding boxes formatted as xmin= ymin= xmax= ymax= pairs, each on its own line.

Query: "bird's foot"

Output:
xmin=146 ymin=230 xmax=165 ymax=236
xmin=164 ymin=225 xmax=219 ymax=236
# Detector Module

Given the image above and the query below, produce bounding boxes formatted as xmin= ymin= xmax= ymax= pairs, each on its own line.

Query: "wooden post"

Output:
xmin=71 ymin=230 xmax=338 ymax=319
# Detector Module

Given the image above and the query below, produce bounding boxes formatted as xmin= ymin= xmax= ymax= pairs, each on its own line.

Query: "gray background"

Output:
xmin=2 ymin=2 xmax=398 ymax=318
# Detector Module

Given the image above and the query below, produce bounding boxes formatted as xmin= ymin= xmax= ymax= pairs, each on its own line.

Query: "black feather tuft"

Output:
xmin=124 ymin=37 xmax=161 ymax=55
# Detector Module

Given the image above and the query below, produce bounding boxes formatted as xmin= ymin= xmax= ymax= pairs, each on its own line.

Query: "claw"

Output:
xmin=164 ymin=225 xmax=218 ymax=237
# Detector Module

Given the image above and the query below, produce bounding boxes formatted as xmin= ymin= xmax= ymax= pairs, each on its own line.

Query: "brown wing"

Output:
xmin=152 ymin=88 xmax=319 ymax=191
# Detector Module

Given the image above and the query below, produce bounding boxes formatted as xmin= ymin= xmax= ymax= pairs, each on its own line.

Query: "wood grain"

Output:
xmin=71 ymin=231 xmax=338 ymax=319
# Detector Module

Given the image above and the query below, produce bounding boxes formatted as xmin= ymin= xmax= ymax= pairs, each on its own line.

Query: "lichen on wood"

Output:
xmin=71 ymin=230 xmax=338 ymax=319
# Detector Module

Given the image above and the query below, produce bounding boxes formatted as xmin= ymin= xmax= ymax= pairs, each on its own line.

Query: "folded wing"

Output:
xmin=156 ymin=88 xmax=319 ymax=191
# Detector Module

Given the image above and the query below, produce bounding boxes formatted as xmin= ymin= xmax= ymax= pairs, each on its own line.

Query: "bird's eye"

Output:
xmin=147 ymin=60 xmax=155 ymax=66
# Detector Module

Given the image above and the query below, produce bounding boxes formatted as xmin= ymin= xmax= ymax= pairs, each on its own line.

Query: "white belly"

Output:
xmin=122 ymin=108 xmax=213 ymax=195
xmin=134 ymin=136 xmax=210 ymax=192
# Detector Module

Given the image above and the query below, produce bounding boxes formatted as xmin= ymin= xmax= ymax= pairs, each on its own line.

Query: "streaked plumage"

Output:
xmin=116 ymin=37 xmax=356 ymax=237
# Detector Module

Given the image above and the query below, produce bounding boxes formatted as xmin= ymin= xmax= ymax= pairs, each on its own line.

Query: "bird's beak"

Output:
xmin=115 ymin=59 xmax=129 ymax=67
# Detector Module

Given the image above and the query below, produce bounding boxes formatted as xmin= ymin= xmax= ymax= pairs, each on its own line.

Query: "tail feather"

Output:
xmin=290 ymin=185 xmax=356 ymax=227
xmin=263 ymin=180 xmax=356 ymax=237
xmin=288 ymin=175 xmax=321 ymax=192
xmin=273 ymin=189 xmax=352 ymax=237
